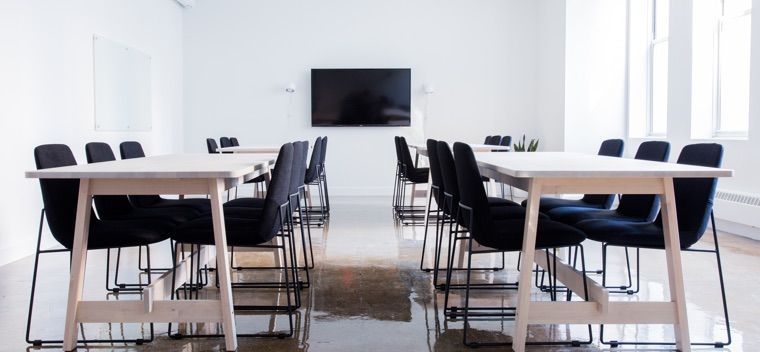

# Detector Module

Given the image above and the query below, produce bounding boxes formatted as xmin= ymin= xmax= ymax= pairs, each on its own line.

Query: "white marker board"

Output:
xmin=93 ymin=35 xmax=151 ymax=131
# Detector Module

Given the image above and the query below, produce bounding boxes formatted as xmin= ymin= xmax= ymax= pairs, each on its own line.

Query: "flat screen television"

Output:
xmin=311 ymin=68 xmax=411 ymax=126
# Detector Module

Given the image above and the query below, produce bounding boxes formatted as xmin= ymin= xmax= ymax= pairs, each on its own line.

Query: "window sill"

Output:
xmin=699 ymin=136 xmax=749 ymax=141
xmin=627 ymin=135 xmax=668 ymax=140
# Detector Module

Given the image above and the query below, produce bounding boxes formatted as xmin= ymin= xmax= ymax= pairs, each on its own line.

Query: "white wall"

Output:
xmin=0 ymin=0 xmax=184 ymax=266
xmin=182 ymin=0 xmax=544 ymax=195
xmin=536 ymin=0 xmax=567 ymax=152
xmin=563 ymin=0 xmax=628 ymax=153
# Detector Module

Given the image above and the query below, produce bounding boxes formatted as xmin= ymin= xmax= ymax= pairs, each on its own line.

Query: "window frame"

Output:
xmin=713 ymin=2 xmax=752 ymax=138
xmin=646 ymin=0 xmax=669 ymax=137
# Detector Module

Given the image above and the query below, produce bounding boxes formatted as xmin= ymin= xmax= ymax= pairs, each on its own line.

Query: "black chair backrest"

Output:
xmin=305 ymin=136 xmax=323 ymax=183
xmin=289 ymin=141 xmax=309 ymax=197
xmin=397 ymin=136 xmax=416 ymax=171
xmin=259 ymin=143 xmax=294 ymax=242
xmin=85 ymin=142 xmax=133 ymax=218
xmin=230 ymin=137 xmax=240 ymax=146
xmin=581 ymin=139 xmax=625 ymax=207
xmin=119 ymin=141 xmax=162 ymax=206
xmin=206 ymin=138 xmax=219 ymax=154
xmin=653 ymin=143 xmax=723 ymax=248
xmin=34 ymin=144 xmax=95 ymax=249
xmin=437 ymin=141 xmax=460 ymax=215
xmin=598 ymin=138 xmax=625 ymax=157
xmin=500 ymin=136 xmax=512 ymax=147
xmin=320 ymin=136 xmax=328 ymax=168
xmin=615 ymin=141 xmax=671 ymax=220
xmin=486 ymin=135 xmax=501 ymax=145
xmin=85 ymin=142 xmax=116 ymax=163
xmin=483 ymin=136 xmax=492 ymax=144
xmin=220 ymin=137 xmax=232 ymax=148
xmin=119 ymin=141 xmax=145 ymax=159
xmin=453 ymin=142 xmax=492 ymax=242
xmin=426 ymin=139 xmax=443 ymax=204
xmin=394 ymin=136 xmax=403 ymax=165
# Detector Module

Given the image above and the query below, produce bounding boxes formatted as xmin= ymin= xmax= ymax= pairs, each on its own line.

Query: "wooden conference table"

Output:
xmin=25 ymin=153 xmax=276 ymax=351
xmin=418 ymin=150 xmax=732 ymax=352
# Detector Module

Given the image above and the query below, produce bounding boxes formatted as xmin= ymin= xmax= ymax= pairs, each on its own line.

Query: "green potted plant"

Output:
xmin=512 ymin=134 xmax=539 ymax=152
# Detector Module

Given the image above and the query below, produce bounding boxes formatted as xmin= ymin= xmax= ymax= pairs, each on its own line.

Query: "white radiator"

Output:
xmin=713 ymin=189 xmax=760 ymax=232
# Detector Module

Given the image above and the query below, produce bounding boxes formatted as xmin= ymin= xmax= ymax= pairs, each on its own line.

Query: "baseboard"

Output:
xmin=328 ymin=186 xmax=394 ymax=197
xmin=0 ymin=243 xmax=33 ymax=267
xmin=711 ymin=217 xmax=760 ymax=241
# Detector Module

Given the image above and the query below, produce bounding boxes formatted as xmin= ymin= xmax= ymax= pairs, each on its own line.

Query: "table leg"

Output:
xmin=209 ymin=179 xmax=238 ymax=351
xmin=421 ymin=151 xmax=432 ymax=236
xmin=411 ymin=151 xmax=420 ymax=207
xmin=512 ymin=179 xmax=542 ymax=352
xmin=62 ymin=179 xmax=93 ymax=351
xmin=660 ymin=177 xmax=691 ymax=351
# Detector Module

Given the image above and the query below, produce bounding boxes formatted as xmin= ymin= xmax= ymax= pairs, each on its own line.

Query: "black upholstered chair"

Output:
xmin=318 ymin=136 xmax=330 ymax=216
xmin=486 ymin=135 xmax=502 ymax=145
xmin=432 ymin=141 xmax=524 ymax=288
xmin=575 ymin=143 xmax=730 ymax=348
xmin=499 ymin=135 xmax=512 ymax=148
xmin=523 ymin=138 xmax=625 ymax=212
xmin=85 ymin=142 xmax=200 ymax=223
xmin=393 ymin=136 xmax=430 ymax=225
xmin=119 ymin=141 xmax=210 ymax=213
xmin=224 ymin=141 xmax=316 ymax=277
xmin=419 ymin=139 xmax=445 ymax=272
xmin=170 ymin=143 xmax=299 ymax=337
xmin=206 ymin=138 xmax=219 ymax=154
xmin=449 ymin=142 xmax=589 ymax=347
xmin=547 ymin=141 xmax=671 ymax=225
xmin=544 ymin=141 xmax=669 ymax=292
xmin=230 ymin=137 xmax=240 ymax=146
xmin=85 ymin=142 xmax=200 ymax=292
xmin=483 ymin=136 xmax=492 ymax=144
xmin=219 ymin=137 xmax=232 ymax=148
xmin=27 ymin=144 xmax=173 ymax=346
xmin=303 ymin=137 xmax=327 ymax=225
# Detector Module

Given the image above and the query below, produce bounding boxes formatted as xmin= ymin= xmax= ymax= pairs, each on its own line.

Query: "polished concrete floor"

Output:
xmin=1 ymin=196 xmax=757 ymax=351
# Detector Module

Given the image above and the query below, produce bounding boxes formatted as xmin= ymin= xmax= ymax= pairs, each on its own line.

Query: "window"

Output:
xmin=628 ymin=0 xmax=669 ymax=138
xmin=715 ymin=0 xmax=752 ymax=137
xmin=692 ymin=0 xmax=752 ymax=138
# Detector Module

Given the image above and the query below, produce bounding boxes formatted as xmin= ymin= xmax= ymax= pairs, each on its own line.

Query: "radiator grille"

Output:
xmin=715 ymin=189 xmax=760 ymax=207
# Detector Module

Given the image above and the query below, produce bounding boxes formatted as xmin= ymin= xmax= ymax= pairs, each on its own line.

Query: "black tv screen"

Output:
xmin=311 ymin=68 xmax=411 ymax=126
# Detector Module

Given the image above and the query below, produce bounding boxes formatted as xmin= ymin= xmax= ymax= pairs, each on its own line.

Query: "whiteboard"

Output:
xmin=93 ymin=35 xmax=152 ymax=131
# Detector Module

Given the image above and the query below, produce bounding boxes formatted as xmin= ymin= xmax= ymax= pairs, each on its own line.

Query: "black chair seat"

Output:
xmin=489 ymin=197 xmax=519 ymax=207
xmin=224 ymin=197 xmax=266 ymax=208
xmin=491 ymin=205 xmax=549 ymax=220
xmin=105 ymin=206 xmax=200 ymax=224
xmin=172 ymin=215 xmax=271 ymax=246
xmin=139 ymin=197 xmax=211 ymax=213
xmin=474 ymin=218 xmax=586 ymax=251
xmin=521 ymin=197 xmax=607 ymax=212
xmin=87 ymin=219 xmax=173 ymax=250
xmin=574 ymin=219 xmax=698 ymax=250
xmin=547 ymin=207 xmax=648 ymax=225
xmin=405 ymin=167 xmax=430 ymax=183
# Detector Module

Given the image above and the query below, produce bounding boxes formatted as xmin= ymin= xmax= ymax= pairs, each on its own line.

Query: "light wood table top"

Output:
xmin=26 ymin=154 xmax=274 ymax=179
xmin=475 ymin=152 xmax=732 ymax=179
